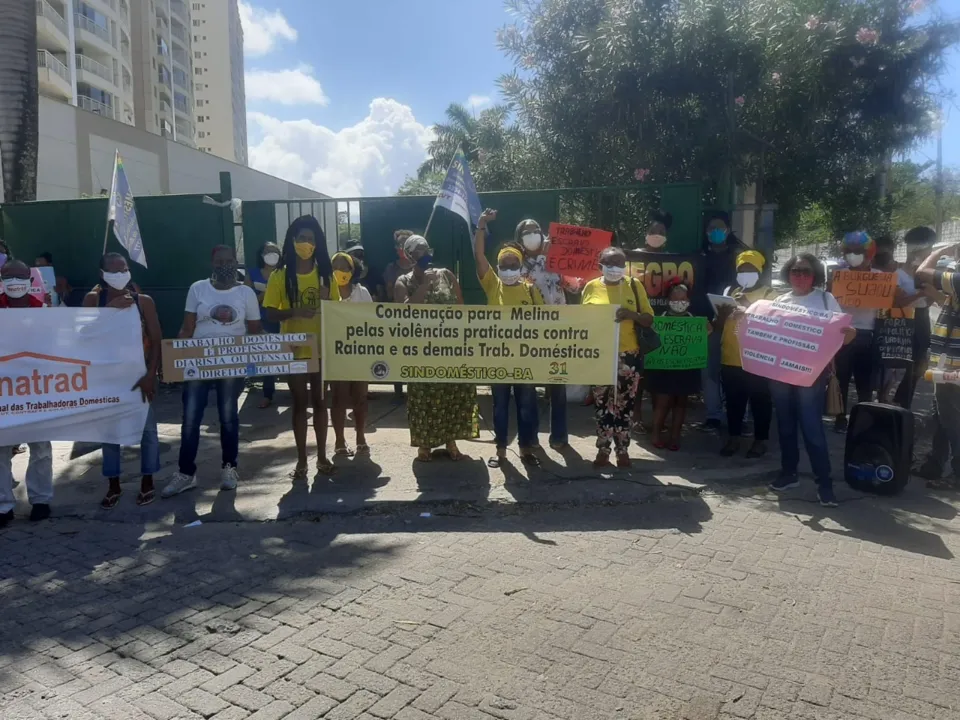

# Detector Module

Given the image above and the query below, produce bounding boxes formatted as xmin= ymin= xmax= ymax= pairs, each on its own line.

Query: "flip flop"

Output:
xmin=416 ymin=448 xmax=433 ymax=463
xmin=487 ymin=456 xmax=502 ymax=469
xmin=520 ymin=453 xmax=541 ymax=468
xmin=667 ymin=442 xmax=680 ymax=452
xmin=136 ymin=489 xmax=155 ymax=507
xmin=334 ymin=445 xmax=355 ymax=457
xmin=652 ymin=439 xmax=667 ymax=450
xmin=355 ymin=444 xmax=371 ymax=457
xmin=291 ymin=465 xmax=309 ymax=481
xmin=100 ymin=490 xmax=122 ymax=510
xmin=317 ymin=459 xmax=337 ymax=476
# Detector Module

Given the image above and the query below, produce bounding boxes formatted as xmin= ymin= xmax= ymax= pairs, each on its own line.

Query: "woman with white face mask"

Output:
xmin=581 ymin=246 xmax=654 ymax=467
xmin=714 ymin=250 xmax=775 ymax=458
xmin=475 ymin=210 xmax=545 ymax=468
xmin=245 ymin=243 xmax=282 ymax=408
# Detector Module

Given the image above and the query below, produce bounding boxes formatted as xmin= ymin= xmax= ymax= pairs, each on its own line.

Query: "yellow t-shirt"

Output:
xmin=581 ymin=277 xmax=654 ymax=353
xmin=479 ymin=267 xmax=544 ymax=306
xmin=720 ymin=286 xmax=775 ymax=367
xmin=263 ymin=268 xmax=338 ymax=359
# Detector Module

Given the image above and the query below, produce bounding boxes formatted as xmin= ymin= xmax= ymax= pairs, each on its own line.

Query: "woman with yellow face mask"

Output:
xmin=263 ymin=216 xmax=338 ymax=477
xmin=330 ymin=252 xmax=372 ymax=457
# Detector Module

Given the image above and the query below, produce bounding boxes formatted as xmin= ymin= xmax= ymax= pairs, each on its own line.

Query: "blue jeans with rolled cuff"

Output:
xmin=102 ymin=404 xmax=160 ymax=478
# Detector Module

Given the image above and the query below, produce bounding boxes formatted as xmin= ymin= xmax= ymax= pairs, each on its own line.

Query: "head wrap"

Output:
xmin=332 ymin=252 xmax=355 ymax=270
xmin=736 ymin=250 xmax=765 ymax=271
xmin=497 ymin=246 xmax=524 ymax=265
xmin=843 ymin=231 xmax=876 ymax=262
xmin=403 ymin=234 xmax=430 ymax=258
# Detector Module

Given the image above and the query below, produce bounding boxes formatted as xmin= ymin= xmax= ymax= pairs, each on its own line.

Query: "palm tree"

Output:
xmin=0 ymin=0 xmax=39 ymax=203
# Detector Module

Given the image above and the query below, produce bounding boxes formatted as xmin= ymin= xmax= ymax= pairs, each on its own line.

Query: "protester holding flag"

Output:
xmin=264 ymin=216 xmax=337 ymax=478
xmin=162 ymin=245 xmax=262 ymax=499
xmin=0 ymin=259 xmax=54 ymax=528
xmin=394 ymin=235 xmax=478 ymax=462
xmin=383 ymin=230 xmax=416 ymax=401
xmin=245 ymin=242 xmax=282 ymax=408
xmin=581 ymin=247 xmax=655 ymax=468
xmin=83 ymin=253 xmax=163 ymax=508
xmin=474 ymin=210 xmax=544 ymax=468
xmin=768 ymin=254 xmax=855 ymax=507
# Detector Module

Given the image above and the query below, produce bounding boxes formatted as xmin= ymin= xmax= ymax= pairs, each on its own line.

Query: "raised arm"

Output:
xmin=474 ymin=209 xmax=496 ymax=280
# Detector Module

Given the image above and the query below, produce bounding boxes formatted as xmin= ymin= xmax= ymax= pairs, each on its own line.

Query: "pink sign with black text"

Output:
xmin=738 ymin=299 xmax=851 ymax=387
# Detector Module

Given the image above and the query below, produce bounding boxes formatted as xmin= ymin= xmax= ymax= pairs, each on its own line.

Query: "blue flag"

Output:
xmin=433 ymin=150 xmax=482 ymax=230
xmin=107 ymin=150 xmax=147 ymax=267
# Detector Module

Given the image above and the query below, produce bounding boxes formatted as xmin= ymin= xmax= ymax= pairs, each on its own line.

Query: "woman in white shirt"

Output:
xmin=330 ymin=252 xmax=373 ymax=456
xmin=162 ymin=245 xmax=262 ymax=499
xmin=768 ymin=254 xmax=855 ymax=508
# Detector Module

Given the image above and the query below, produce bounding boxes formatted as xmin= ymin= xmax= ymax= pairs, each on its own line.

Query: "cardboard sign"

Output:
xmin=738 ymin=299 xmax=851 ymax=387
xmin=875 ymin=311 xmax=914 ymax=368
xmin=625 ymin=251 xmax=706 ymax=314
xmin=162 ymin=334 xmax=318 ymax=382
xmin=832 ymin=270 xmax=897 ymax=310
xmin=644 ymin=316 xmax=708 ymax=370
xmin=545 ymin=224 xmax=613 ymax=279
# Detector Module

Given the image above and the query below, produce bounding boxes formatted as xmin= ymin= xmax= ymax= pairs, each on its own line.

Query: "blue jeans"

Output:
xmin=535 ymin=385 xmax=568 ymax=446
xmin=770 ymin=376 xmax=832 ymax=487
xmin=701 ymin=331 xmax=723 ymax=421
xmin=261 ymin=318 xmax=279 ymax=401
xmin=178 ymin=378 xmax=244 ymax=476
xmin=102 ymin=404 xmax=160 ymax=478
xmin=492 ymin=384 xmax=539 ymax=449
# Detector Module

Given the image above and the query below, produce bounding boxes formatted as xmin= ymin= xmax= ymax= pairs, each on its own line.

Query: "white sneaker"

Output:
xmin=161 ymin=472 xmax=197 ymax=499
xmin=220 ymin=464 xmax=239 ymax=491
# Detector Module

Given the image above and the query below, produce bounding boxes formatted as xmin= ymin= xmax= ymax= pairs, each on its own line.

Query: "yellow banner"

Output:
xmin=321 ymin=302 xmax=620 ymax=385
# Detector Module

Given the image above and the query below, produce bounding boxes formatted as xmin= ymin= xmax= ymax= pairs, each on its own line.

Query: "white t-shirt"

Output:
xmin=185 ymin=280 xmax=260 ymax=338
xmin=775 ymin=289 xmax=843 ymax=313
xmin=341 ymin=285 xmax=373 ymax=303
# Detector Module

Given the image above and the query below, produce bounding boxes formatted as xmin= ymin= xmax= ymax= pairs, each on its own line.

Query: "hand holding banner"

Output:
xmin=545 ymin=224 xmax=613 ymax=279
xmin=831 ymin=270 xmax=897 ymax=309
xmin=738 ymin=299 xmax=851 ymax=387
xmin=162 ymin=334 xmax=318 ymax=382
xmin=644 ymin=317 xmax=708 ymax=370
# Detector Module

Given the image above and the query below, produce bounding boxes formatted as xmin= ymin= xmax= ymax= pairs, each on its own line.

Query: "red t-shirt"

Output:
xmin=0 ymin=294 xmax=44 ymax=309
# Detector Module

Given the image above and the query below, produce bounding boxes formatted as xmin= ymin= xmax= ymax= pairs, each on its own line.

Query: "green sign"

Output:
xmin=644 ymin=316 xmax=708 ymax=370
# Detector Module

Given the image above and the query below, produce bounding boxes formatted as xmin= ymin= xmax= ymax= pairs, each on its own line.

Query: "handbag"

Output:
xmin=630 ymin=278 xmax=661 ymax=356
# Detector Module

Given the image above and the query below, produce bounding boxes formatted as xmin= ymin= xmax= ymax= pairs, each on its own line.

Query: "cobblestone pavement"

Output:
xmin=3 ymin=488 xmax=960 ymax=720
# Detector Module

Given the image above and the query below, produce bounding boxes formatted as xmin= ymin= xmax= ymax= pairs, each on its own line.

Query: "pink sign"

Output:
xmin=737 ymin=299 xmax=851 ymax=387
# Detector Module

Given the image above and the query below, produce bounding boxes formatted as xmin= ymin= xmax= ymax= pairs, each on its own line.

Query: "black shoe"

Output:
xmin=917 ymin=460 xmax=944 ymax=481
xmin=29 ymin=504 xmax=51 ymax=522
xmin=0 ymin=510 xmax=13 ymax=529
xmin=720 ymin=438 xmax=740 ymax=457
xmin=834 ymin=416 xmax=848 ymax=433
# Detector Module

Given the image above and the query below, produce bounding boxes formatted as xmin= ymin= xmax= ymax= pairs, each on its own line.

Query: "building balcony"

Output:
xmin=170 ymin=23 xmax=188 ymax=46
xmin=170 ymin=0 xmax=188 ymax=23
xmin=75 ymin=53 xmax=117 ymax=90
xmin=119 ymin=0 xmax=129 ymax=25
xmin=74 ymin=13 xmax=115 ymax=53
xmin=78 ymin=94 xmax=116 ymax=120
xmin=36 ymin=0 xmax=71 ymax=53
xmin=159 ymin=99 xmax=173 ymax=116
xmin=37 ymin=50 xmax=72 ymax=101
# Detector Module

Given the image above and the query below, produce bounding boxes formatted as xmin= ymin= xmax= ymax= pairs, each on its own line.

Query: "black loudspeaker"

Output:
xmin=844 ymin=402 xmax=914 ymax=495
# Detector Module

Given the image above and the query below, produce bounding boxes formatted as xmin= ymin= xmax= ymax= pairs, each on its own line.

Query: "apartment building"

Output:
xmin=37 ymin=0 xmax=137 ymax=126
xmin=36 ymin=0 xmax=197 ymax=149
xmin=190 ymin=0 xmax=248 ymax=164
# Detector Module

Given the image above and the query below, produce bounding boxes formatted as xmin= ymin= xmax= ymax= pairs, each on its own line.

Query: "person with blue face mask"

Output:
xmin=699 ymin=212 xmax=740 ymax=432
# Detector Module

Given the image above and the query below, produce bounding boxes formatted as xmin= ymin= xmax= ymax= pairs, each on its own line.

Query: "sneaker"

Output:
xmin=769 ymin=474 xmax=800 ymax=491
xmin=834 ymin=416 xmax=848 ymax=433
xmin=817 ymin=485 xmax=839 ymax=507
xmin=29 ymin=504 xmax=51 ymax=522
xmin=0 ymin=510 xmax=13 ymax=529
xmin=220 ymin=464 xmax=239 ymax=491
xmin=161 ymin=472 xmax=197 ymax=499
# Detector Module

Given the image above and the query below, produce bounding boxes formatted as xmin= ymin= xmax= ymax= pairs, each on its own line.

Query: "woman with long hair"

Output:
xmin=245 ymin=242 xmax=282 ymax=408
xmin=263 ymin=216 xmax=337 ymax=477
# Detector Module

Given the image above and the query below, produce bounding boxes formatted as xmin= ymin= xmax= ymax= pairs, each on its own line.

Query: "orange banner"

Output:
xmin=832 ymin=270 xmax=897 ymax=310
xmin=545 ymin=223 xmax=613 ymax=279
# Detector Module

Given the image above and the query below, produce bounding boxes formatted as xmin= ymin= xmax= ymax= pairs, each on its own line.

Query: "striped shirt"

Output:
xmin=930 ymin=269 xmax=960 ymax=369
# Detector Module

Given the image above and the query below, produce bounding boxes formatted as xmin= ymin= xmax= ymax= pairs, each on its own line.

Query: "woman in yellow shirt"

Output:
xmin=581 ymin=246 xmax=655 ymax=468
xmin=474 ymin=209 xmax=544 ymax=468
xmin=263 ymin=216 xmax=337 ymax=477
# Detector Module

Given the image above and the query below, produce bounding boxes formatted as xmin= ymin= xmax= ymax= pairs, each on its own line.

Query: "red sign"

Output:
xmin=545 ymin=223 xmax=613 ymax=279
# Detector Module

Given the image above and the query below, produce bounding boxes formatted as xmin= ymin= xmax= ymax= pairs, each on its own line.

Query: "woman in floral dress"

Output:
xmin=393 ymin=235 xmax=478 ymax=462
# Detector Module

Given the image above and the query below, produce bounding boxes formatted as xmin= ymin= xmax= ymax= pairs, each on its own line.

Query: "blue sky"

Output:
xmin=240 ymin=0 xmax=960 ymax=197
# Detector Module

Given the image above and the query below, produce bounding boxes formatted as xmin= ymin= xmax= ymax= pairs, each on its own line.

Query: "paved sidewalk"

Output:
xmin=6 ymin=382 xmax=872 ymax=524
xmin=3 ymin=490 xmax=960 ymax=720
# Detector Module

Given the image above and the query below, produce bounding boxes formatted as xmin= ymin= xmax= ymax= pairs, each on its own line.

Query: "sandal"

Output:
xmin=416 ymin=448 xmax=433 ymax=463
xmin=334 ymin=445 xmax=355 ymax=457
xmin=291 ymin=464 xmax=309 ymax=480
xmin=652 ymin=439 xmax=667 ymax=450
xmin=136 ymin=489 xmax=155 ymax=507
xmin=258 ymin=398 xmax=272 ymax=409
xmin=487 ymin=448 xmax=507 ymax=469
xmin=520 ymin=452 xmax=541 ymax=468
xmin=355 ymin=443 xmax=371 ymax=457
xmin=317 ymin=459 xmax=337 ymax=476
xmin=446 ymin=443 xmax=464 ymax=462
xmin=667 ymin=442 xmax=680 ymax=452
xmin=100 ymin=490 xmax=122 ymax=510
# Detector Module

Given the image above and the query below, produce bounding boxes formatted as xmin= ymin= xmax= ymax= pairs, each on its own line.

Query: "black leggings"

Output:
xmin=721 ymin=366 xmax=772 ymax=441
xmin=835 ymin=329 xmax=874 ymax=416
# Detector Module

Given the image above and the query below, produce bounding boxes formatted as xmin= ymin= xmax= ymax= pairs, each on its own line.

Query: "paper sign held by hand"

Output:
xmin=545 ymin=224 xmax=612 ymax=279
xmin=832 ymin=270 xmax=897 ymax=310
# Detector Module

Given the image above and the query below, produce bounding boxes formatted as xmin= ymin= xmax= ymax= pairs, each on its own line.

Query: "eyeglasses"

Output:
xmin=789 ymin=268 xmax=813 ymax=276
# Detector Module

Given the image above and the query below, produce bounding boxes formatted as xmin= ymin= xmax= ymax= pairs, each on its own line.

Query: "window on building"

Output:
xmin=198 ymin=131 xmax=206 ymax=138
xmin=192 ymin=20 xmax=200 ymax=27
xmin=195 ymin=67 xmax=202 ymax=75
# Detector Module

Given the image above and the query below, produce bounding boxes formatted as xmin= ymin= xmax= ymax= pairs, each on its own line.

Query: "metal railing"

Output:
xmin=170 ymin=0 xmax=188 ymax=22
xmin=119 ymin=2 xmax=128 ymax=23
xmin=37 ymin=50 xmax=71 ymax=85
xmin=37 ymin=0 xmax=69 ymax=38
xmin=75 ymin=53 xmax=115 ymax=84
xmin=159 ymin=100 xmax=172 ymax=115
xmin=74 ymin=14 xmax=112 ymax=46
xmin=78 ymin=95 xmax=115 ymax=119
xmin=172 ymin=48 xmax=189 ymax=67
xmin=171 ymin=24 xmax=188 ymax=44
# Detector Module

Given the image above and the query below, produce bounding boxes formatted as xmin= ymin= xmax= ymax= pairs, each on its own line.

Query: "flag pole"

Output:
xmin=103 ymin=150 xmax=120 ymax=255
xmin=424 ymin=152 xmax=461 ymax=238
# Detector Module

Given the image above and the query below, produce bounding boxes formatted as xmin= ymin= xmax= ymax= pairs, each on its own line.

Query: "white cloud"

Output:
xmin=238 ymin=1 xmax=297 ymax=56
xmin=245 ymin=66 xmax=328 ymax=106
xmin=248 ymin=99 xmax=435 ymax=197
xmin=466 ymin=94 xmax=492 ymax=110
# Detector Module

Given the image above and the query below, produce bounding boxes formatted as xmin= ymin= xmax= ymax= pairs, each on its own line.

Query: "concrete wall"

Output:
xmin=35 ymin=95 xmax=325 ymax=201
